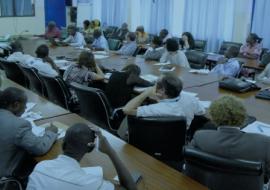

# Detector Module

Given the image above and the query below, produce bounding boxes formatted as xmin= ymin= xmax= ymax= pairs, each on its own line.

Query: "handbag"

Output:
xmin=219 ymin=77 xmax=261 ymax=92
xmin=255 ymin=88 xmax=270 ymax=100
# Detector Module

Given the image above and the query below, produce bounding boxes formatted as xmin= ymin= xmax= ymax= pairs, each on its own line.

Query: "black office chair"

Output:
xmin=108 ymin=38 xmax=121 ymax=51
xmin=38 ymin=73 xmax=75 ymax=111
xmin=183 ymin=146 xmax=264 ymax=190
xmin=103 ymin=26 xmax=118 ymax=39
xmin=218 ymin=41 xmax=242 ymax=55
xmin=19 ymin=65 xmax=46 ymax=97
xmin=0 ymin=58 xmax=28 ymax=87
xmin=0 ymin=177 xmax=22 ymax=190
xmin=70 ymin=82 xmax=123 ymax=134
xmin=194 ymin=40 xmax=207 ymax=52
xmin=185 ymin=50 xmax=208 ymax=69
xmin=127 ymin=116 xmax=187 ymax=161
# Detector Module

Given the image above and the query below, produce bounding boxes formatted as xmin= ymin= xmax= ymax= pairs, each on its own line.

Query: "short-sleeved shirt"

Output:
xmin=117 ymin=41 xmax=137 ymax=56
xmin=137 ymin=92 xmax=205 ymax=125
xmin=211 ymin=58 xmax=240 ymax=77
xmin=92 ymin=36 xmax=109 ymax=50
xmin=160 ymin=50 xmax=190 ymax=68
xmin=26 ymin=58 xmax=58 ymax=76
xmin=63 ymin=32 xmax=86 ymax=47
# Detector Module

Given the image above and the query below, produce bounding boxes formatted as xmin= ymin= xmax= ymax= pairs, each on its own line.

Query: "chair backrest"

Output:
xmin=19 ymin=65 xmax=46 ymax=96
xmin=260 ymin=48 xmax=269 ymax=63
xmin=218 ymin=41 xmax=242 ymax=55
xmin=185 ymin=50 xmax=208 ymax=69
xmin=0 ymin=58 xmax=28 ymax=87
xmin=39 ymin=73 xmax=71 ymax=109
xmin=128 ymin=116 xmax=187 ymax=161
xmin=108 ymin=38 xmax=121 ymax=51
xmin=194 ymin=40 xmax=207 ymax=52
xmin=183 ymin=146 xmax=264 ymax=190
xmin=104 ymin=26 xmax=118 ymax=38
xmin=0 ymin=177 xmax=22 ymax=190
xmin=70 ymin=82 xmax=116 ymax=133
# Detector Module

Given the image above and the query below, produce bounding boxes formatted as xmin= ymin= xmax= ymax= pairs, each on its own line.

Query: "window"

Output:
xmin=0 ymin=0 xmax=35 ymax=17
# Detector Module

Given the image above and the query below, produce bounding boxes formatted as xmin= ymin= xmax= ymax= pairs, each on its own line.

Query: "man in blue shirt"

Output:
xmin=91 ymin=29 xmax=109 ymax=51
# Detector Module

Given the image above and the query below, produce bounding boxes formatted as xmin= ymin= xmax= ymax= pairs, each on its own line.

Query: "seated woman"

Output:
xmin=113 ymin=23 xmax=129 ymax=41
xmin=160 ymin=38 xmax=190 ymax=68
xmin=113 ymin=32 xmax=137 ymax=56
xmin=257 ymin=63 xmax=270 ymax=84
xmin=136 ymin=26 xmax=149 ymax=44
xmin=211 ymin=46 xmax=240 ymax=77
xmin=143 ymin=36 xmax=164 ymax=61
xmin=180 ymin=32 xmax=195 ymax=50
xmin=105 ymin=64 xmax=152 ymax=109
xmin=26 ymin=44 xmax=59 ymax=76
xmin=239 ymin=33 xmax=262 ymax=60
xmin=45 ymin=21 xmax=61 ymax=39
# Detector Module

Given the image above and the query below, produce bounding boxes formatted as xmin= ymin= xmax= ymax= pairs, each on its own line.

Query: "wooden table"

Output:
xmin=35 ymin=113 xmax=208 ymax=190
xmin=0 ymin=76 xmax=69 ymax=118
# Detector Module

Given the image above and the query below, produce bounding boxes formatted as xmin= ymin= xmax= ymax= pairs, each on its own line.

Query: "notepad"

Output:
xmin=242 ymin=121 xmax=270 ymax=136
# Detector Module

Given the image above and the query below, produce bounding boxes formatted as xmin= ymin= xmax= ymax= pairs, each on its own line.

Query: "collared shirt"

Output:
xmin=211 ymin=58 xmax=240 ymax=77
xmin=45 ymin=27 xmax=61 ymax=39
xmin=92 ymin=36 xmax=109 ymax=50
xmin=117 ymin=41 xmax=137 ymax=56
xmin=26 ymin=58 xmax=58 ymax=76
xmin=63 ymin=32 xmax=86 ymax=47
xmin=26 ymin=155 xmax=114 ymax=190
xmin=137 ymin=92 xmax=205 ymax=125
xmin=143 ymin=47 xmax=165 ymax=60
xmin=160 ymin=50 xmax=190 ymax=68
xmin=257 ymin=63 xmax=270 ymax=84
xmin=162 ymin=34 xmax=172 ymax=44
xmin=240 ymin=42 xmax=262 ymax=57
xmin=7 ymin=52 xmax=34 ymax=65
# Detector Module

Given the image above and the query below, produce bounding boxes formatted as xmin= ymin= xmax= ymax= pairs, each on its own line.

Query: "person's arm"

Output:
xmin=123 ymin=87 xmax=154 ymax=115
xmin=63 ymin=35 xmax=72 ymax=43
xmin=160 ymin=51 xmax=168 ymax=63
xmin=15 ymin=120 xmax=58 ymax=155
xmin=44 ymin=56 xmax=60 ymax=73
xmin=126 ymin=74 xmax=153 ymax=87
xmin=97 ymin=132 xmax=137 ymax=190
xmin=70 ymin=33 xmax=86 ymax=47
xmin=94 ymin=64 xmax=105 ymax=80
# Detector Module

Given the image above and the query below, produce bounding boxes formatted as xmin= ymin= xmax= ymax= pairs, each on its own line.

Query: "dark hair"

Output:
xmin=166 ymin=38 xmax=179 ymax=52
xmin=127 ymin=32 xmax=136 ymax=41
xmin=152 ymin=36 xmax=163 ymax=47
xmin=248 ymin=33 xmax=262 ymax=44
xmin=67 ymin=25 xmax=77 ymax=32
xmin=227 ymin=46 xmax=239 ymax=58
xmin=83 ymin=20 xmax=90 ymax=27
xmin=136 ymin=26 xmax=145 ymax=33
xmin=156 ymin=75 xmax=183 ymax=98
xmin=122 ymin=64 xmax=141 ymax=76
xmin=0 ymin=87 xmax=27 ymax=109
xmin=78 ymin=51 xmax=96 ymax=71
xmin=159 ymin=29 xmax=168 ymax=39
xmin=35 ymin=44 xmax=49 ymax=58
xmin=63 ymin=123 xmax=96 ymax=155
xmin=10 ymin=41 xmax=23 ymax=53
xmin=93 ymin=29 xmax=102 ymax=38
xmin=181 ymin=32 xmax=195 ymax=49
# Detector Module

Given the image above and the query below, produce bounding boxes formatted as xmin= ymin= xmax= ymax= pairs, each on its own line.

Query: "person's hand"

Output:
xmin=45 ymin=123 xmax=58 ymax=134
xmin=97 ymin=131 xmax=111 ymax=155
xmin=144 ymin=86 xmax=156 ymax=97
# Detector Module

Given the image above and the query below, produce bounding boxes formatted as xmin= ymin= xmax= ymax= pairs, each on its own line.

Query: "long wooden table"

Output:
xmin=35 ymin=113 xmax=208 ymax=190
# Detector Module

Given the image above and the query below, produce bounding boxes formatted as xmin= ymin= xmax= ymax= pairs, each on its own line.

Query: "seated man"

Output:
xmin=26 ymin=44 xmax=59 ymax=76
xmin=113 ymin=22 xmax=129 ymax=41
xmin=0 ymin=87 xmax=58 ymax=178
xmin=159 ymin=29 xmax=172 ymax=44
xmin=257 ymin=63 xmax=270 ymax=84
xmin=91 ymin=29 xmax=109 ymax=51
xmin=7 ymin=41 xmax=34 ymax=65
xmin=190 ymin=95 xmax=270 ymax=180
xmin=27 ymin=123 xmax=137 ymax=190
xmin=210 ymin=46 xmax=240 ymax=77
xmin=113 ymin=32 xmax=137 ymax=56
xmin=119 ymin=75 xmax=205 ymax=139
xmin=63 ymin=25 xmax=86 ymax=47
xmin=143 ymin=36 xmax=164 ymax=61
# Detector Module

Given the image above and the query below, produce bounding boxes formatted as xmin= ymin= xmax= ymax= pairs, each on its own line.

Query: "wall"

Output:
xmin=0 ymin=0 xmax=45 ymax=36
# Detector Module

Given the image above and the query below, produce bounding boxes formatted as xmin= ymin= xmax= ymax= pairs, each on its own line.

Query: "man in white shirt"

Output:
xmin=211 ymin=46 xmax=240 ymax=77
xmin=118 ymin=75 xmax=205 ymax=138
xmin=27 ymin=123 xmax=137 ymax=190
xmin=7 ymin=41 xmax=34 ymax=65
xmin=91 ymin=29 xmax=109 ymax=51
xmin=63 ymin=25 xmax=86 ymax=47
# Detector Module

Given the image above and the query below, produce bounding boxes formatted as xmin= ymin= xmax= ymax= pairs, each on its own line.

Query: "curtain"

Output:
xmin=0 ymin=0 xmax=13 ymax=16
xmin=252 ymin=0 xmax=270 ymax=49
xmin=183 ymin=0 xmax=236 ymax=52
xmin=0 ymin=0 xmax=33 ymax=16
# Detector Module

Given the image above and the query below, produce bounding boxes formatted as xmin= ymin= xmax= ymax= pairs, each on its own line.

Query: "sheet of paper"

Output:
xmin=94 ymin=54 xmax=109 ymax=60
xmin=199 ymin=100 xmax=212 ymax=109
xmin=140 ymin=74 xmax=159 ymax=83
xmin=181 ymin=91 xmax=198 ymax=97
xmin=94 ymin=51 xmax=108 ymax=55
xmin=33 ymin=121 xmax=69 ymax=139
xmin=25 ymin=102 xmax=36 ymax=113
xmin=154 ymin=61 xmax=171 ymax=66
xmin=159 ymin=66 xmax=175 ymax=72
xmin=242 ymin=121 xmax=270 ymax=136
xmin=189 ymin=69 xmax=210 ymax=74
xmin=104 ymin=72 xmax=112 ymax=80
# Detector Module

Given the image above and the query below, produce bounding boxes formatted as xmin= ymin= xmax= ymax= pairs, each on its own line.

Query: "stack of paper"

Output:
xmin=242 ymin=121 xmax=270 ymax=136
xmin=32 ymin=121 xmax=69 ymax=139
xmin=189 ymin=69 xmax=210 ymax=75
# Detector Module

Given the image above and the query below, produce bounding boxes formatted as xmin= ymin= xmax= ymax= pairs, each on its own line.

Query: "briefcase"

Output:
xmin=255 ymin=88 xmax=270 ymax=100
xmin=219 ymin=78 xmax=261 ymax=93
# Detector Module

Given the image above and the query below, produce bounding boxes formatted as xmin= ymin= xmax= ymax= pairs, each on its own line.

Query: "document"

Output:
xmin=32 ymin=121 xmax=69 ymax=139
xmin=242 ymin=121 xmax=270 ymax=136
xmin=154 ymin=61 xmax=171 ymax=66
xmin=189 ymin=69 xmax=210 ymax=74
xmin=94 ymin=54 xmax=109 ymax=60
xmin=140 ymin=74 xmax=159 ymax=83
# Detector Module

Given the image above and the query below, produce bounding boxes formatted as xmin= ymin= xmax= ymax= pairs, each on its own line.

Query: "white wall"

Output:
xmin=0 ymin=0 xmax=45 ymax=36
